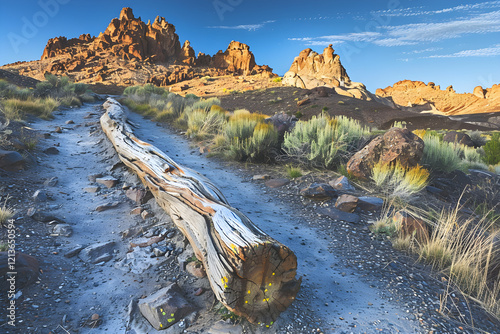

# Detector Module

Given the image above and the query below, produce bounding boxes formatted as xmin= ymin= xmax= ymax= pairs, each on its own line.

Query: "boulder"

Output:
xmin=265 ymin=178 xmax=290 ymax=188
xmin=357 ymin=196 xmax=384 ymax=211
xmin=138 ymin=283 xmax=195 ymax=330
xmin=329 ymin=176 xmax=354 ymax=191
xmin=347 ymin=127 xmax=424 ymax=180
xmin=335 ymin=194 xmax=358 ymax=213
xmin=392 ymin=210 xmax=430 ymax=242
xmin=443 ymin=131 xmax=474 ymax=147
xmin=212 ymin=41 xmax=257 ymax=75
xmin=0 ymin=252 xmax=39 ymax=290
xmin=0 ymin=149 xmax=24 ymax=170
xmin=300 ymin=183 xmax=336 ymax=200
xmin=79 ymin=241 xmax=116 ymax=264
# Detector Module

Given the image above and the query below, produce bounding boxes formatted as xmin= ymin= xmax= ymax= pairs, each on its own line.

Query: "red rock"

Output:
xmin=186 ymin=261 xmax=206 ymax=278
xmin=392 ymin=210 xmax=429 ymax=242
xmin=335 ymin=194 xmax=358 ymax=213
xmin=347 ymin=128 xmax=424 ymax=180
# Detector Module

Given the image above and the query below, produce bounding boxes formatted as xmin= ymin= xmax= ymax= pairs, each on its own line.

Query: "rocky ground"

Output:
xmin=0 ymin=100 xmax=499 ymax=334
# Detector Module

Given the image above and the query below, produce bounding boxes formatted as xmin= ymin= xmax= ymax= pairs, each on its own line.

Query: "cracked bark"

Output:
xmin=100 ymin=98 xmax=301 ymax=325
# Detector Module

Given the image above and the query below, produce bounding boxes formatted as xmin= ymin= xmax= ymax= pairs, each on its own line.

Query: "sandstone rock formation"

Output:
xmin=283 ymin=45 xmax=350 ymax=89
xmin=3 ymin=7 xmax=273 ymax=88
xmin=376 ymin=80 xmax=500 ymax=115
xmin=282 ymin=45 xmax=396 ymax=107
xmin=347 ymin=127 xmax=424 ymax=180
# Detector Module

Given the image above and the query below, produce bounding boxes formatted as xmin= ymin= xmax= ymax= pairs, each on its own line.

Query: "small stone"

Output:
xmin=194 ymin=288 xmax=205 ymax=296
xmin=33 ymin=190 xmax=48 ymax=202
xmin=125 ymin=187 xmax=151 ymax=204
xmin=335 ymin=194 xmax=359 ymax=213
xmin=88 ymin=173 xmax=103 ymax=183
xmin=79 ymin=241 xmax=115 ymax=264
xmin=91 ymin=313 xmax=99 ymax=321
xmin=138 ymin=283 xmax=195 ymax=330
xmin=141 ymin=210 xmax=153 ymax=220
xmin=64 ymin=245 xmax=85 ymax=258
xmin=329 ymin=175 xmax=354 ymax=191
xmin=65 ymin=120 xmax=74 ymax=125
xmin=130 ymin=207 xmax=142 ymax=215
xmin=43 ymin=177 xmax=59 ymax=187
xmin=186 ymin=261 xmax=206 ymax=278
xmin=95 ymin=202 xmax=119 ymax=212
xmin=51 ymin=224 xmax=73 ymax=237
xmin=300 ymin=183 xmax=336 ymax=200
xmin=43 ymin=147 xmax=60 ymax=155
xmin=54 ymin=127 xmax=62 ymax=133
xmin=84 ymin=186 xmax=100 ymax=193
xmin=297 ymin=97 xmax=310 ymax=106
xmin=357 ymin=196 xmax=384 ymax=211
xmin=96 ymin=176 xmax=118 ymax=189
xmin=253 ymin=174 xmax=271 ymax=180
xmin=265 ymin=178 xmax=290 ymax=188
xmin=318 ymin=207 xmax=361 ymax=223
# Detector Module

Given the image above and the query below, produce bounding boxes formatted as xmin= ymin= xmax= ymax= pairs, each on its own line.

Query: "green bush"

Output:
xmin=227 ymin=122 xmax=278 ymax=162
xmin=2 ymin=98 xmax=59 ymax=120
xmin=483 ymin=133 xmax=500 ymax=165
xmin=421 ymin=134 xmax=463 ymax=173
xmin=283 ymin=114 xmax=369 ymax=169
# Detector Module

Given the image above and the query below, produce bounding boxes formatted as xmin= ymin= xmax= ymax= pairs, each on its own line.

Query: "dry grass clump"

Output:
xmin=371 ymin=161 xmax=429 ymax=200
xmin=417 ymin=205 xmax=500 ymax=318
xmin=2 ymin=97 xmax=59 ymax=120
xmin=421 ymin=134 xmax=463 ymax=173
xmin=283 ymin=114 xmax=369 ymax=169
xmin=285 ymin=165 xmax=303 ymax=179
xmin=0 ymin=200 xmax=14 ymax=225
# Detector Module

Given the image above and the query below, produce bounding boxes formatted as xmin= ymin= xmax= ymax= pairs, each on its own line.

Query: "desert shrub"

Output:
xmin=2 ymin=98 xmax=59 ymax=120
xmin=272 ymin=77 xmax=282 ymax=83
xmin=186 ymin=109 xmax=226 ymax=139
xmin=483 ymin=133 xmax=500 ymax=165
xmin=460 ymin=145 xmax=488 ymax=170
xmin=227 ymin=122 xmax=278 ymax=162
xmin=371 ymin=161 xmax=429 ymax=200
xmin=391 ymin=121 xmax=407 ymax=128
xmin=412 ymin=129 xmax=426 ymax=139
xmin=283 ymin=114 xmax=369 ymax=169
xmin=468 ymin=130 xmax=487 ymax=147
xmin=421 ymin=134 xmax=463 ymax=173
xmin=286 ymin=165 xmax=302 ymax=178
xmin=221 ymin=110 xmax=277 ymax=162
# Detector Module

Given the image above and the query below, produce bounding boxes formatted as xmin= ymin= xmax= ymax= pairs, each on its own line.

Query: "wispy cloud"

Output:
xmin=289 ymin=10 xmax=500 ymax=47
xmin=208 ymin=20 xmax=275 ymax=31
xmin=403 ymin=47 xmax=443 ymax=55
xmin=372 ymin=1 xmax=500 ymax=17
xmin=428 ymin=44 xmax=500 ymax=58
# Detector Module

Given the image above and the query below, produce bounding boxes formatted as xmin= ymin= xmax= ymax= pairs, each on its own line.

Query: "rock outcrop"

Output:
xmin=283 ymin=45 xmax=350 ymax=88
xmin=8 ymin=7 xmax=274 ymax=88
xmin=376 ymin=80 xmax=500 ymax=115
xmin=282 ymin=45 xmax=396 ymax=107
xmin=347 ymin=127 xmax=424 ymax=180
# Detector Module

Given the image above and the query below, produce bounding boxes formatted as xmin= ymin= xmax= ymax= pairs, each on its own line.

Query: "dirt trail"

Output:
xmin=5 ymin=101 xmax=422 ymax=333
xmin=126 ymin=109 xmax=421 ymax=333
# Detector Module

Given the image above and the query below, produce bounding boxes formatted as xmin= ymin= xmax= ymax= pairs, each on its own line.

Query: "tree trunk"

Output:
xmin=100 ymin=98 xmax=301 ymax=325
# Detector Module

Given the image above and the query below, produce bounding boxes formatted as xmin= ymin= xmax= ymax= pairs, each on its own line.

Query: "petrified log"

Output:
xmin=100 ymin=98 xmax=300 ymax=325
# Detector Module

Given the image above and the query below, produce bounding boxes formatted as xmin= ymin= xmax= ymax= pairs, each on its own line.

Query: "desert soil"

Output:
xmin=1 ymin=100 xmax=499 ymax=334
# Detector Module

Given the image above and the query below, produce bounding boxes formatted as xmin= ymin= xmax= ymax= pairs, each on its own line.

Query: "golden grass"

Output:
xmin=371 ymin=161 xmax=429 ymax=200
xmin=0 ymin=201 xmax=14 ymax=225
xmin=285 ymin=165 xmax=303 ymax=179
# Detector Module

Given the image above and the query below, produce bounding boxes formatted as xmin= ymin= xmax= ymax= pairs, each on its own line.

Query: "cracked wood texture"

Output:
xmin=100 ymin=98 xmax=301 ymax=325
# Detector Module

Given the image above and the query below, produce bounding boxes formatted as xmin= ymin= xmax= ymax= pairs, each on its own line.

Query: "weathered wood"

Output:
xmin=100 ymin=98 xmax=301 ymax=325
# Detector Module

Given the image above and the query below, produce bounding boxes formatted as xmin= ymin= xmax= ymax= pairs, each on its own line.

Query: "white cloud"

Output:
xmin=372 ymin=1 xmax=500 ymax=17
xmin=428 ymin=44 xmax=500 ymax=58
xmin=208 ymin=20 xmax=275 ymax=31
xmin=403 ymin=47 xmax=443 ymax=54
xmin=289 ymin=10 xmax=500 ymax=47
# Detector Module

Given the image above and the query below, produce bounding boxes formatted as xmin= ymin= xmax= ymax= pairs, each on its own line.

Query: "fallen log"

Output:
xmin=100 ymin=98 xmax=301 ymax=325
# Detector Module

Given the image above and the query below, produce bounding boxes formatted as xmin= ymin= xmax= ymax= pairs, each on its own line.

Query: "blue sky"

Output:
xmin=1 ymin=0 xmax=499 ymax=93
